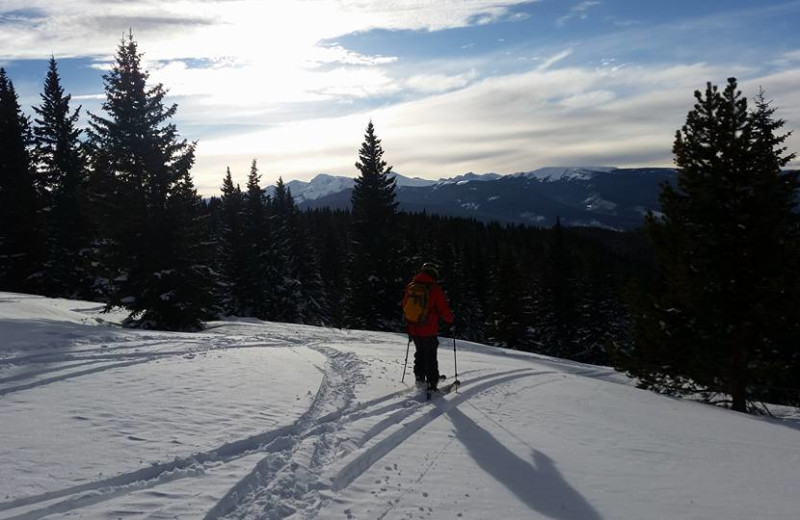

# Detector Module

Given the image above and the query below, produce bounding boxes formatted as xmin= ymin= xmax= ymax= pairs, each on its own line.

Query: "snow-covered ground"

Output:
xmin=1 ymin=292 xmax=798 ymax=520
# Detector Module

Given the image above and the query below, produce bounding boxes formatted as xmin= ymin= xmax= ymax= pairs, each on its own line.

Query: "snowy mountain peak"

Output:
xmin=437 ymin=172 xmax=503 ymax=185
xmin=512 ymin=166 xmax=618 ymax=182
xmin=267 ymin=174 xmax=355 ymax=204
xmin=389 ymin=173 xmax=439 ymax=188
xmin=267 ymin=172 xmax=438 ymax=204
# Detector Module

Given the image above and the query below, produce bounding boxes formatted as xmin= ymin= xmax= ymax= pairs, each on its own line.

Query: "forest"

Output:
xmin=1 ymin=35 xmax=798 ymax=412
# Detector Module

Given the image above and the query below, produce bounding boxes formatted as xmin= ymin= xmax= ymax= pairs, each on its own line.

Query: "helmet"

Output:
xmin=420 ymin=262 xmax=440 ymax=280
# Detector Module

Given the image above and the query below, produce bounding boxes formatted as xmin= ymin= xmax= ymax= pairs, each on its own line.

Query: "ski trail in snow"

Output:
xmin=0 ymin=339 xmax=177 ymax=364
xmin=0 ymin=358 xmax=157 ymax=396
xmin=0 ymin=328 xmax=568 ymax=520
xmin=208 ymin=366 xmax=552 ymax=519
xmin=0 ymin=341 xmax=331 ymax=519
xmin=0 ymin=419 xmax=302 ymax=519
xmin=0 ymin=340 xmax=292 ymax=397
xmin=205 ymin=344 xmax=367 ymax=519
xmin=329 ymin=369 xmax=543 ymax=492
xmin=0 ymin=358 xmax=108 ymax=384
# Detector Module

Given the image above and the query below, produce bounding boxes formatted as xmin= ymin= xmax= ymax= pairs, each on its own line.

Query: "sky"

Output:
xmin=1 ymin=0 xmax=799 ymax=195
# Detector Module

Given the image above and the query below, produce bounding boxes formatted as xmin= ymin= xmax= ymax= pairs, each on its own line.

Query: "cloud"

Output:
xmin=0 ymin=1 xmax=536 ymax=60
xmin=404 ymin=70 xmax=477 ymax=94
xmin=557 ymin=1 xmax=602 ymax=27
xmin=192 ymin=57 xmax=800 ymax=194
xmin=772 ymin=49 xmax=800 ymax=67
xmin=6 ymin=0 xmax=799 ymax=194
xmin=537 ymin=49 xmax=573 ymax=71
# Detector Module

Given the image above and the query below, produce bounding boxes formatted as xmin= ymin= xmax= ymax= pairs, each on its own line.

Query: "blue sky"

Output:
xmin=1 ymin=0 xmax=799 ymax=195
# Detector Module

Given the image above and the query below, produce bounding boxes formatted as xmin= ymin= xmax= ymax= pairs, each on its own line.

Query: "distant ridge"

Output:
xmin=267 ymin=167 xmax=678 ymax=230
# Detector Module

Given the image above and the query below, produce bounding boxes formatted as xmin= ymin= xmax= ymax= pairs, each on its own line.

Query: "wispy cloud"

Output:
xmin=772 ymin=49 xmax=800 ymax=67
xmin=557 ymin=1 xmax=602 ymax=27
xmin=537 ymin=49 xmax=573 ymax=71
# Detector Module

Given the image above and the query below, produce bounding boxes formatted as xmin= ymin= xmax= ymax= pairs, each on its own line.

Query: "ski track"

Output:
xmin=0 ymin=337 xmax=293 ymax=397
xmin=0 ymin=328 xmax=562 ymax=520
xmin=206 ymin=366 xmax=547 ymax=519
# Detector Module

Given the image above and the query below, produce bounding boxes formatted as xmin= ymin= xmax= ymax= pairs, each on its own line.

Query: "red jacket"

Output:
xmin=403 ymin=271 xmax=454 ymax=337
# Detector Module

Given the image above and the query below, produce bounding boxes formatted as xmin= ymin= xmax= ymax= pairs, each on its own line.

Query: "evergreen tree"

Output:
xmin=32 ymin=57 xmax=93 ymax=298
xmin=624 ymin=78 xmax=800 ymax=411
xmin=271 ymin=177 xmax=328 ymax=324
xmin=314 ymin=208 xmax=350 ymax=328
xmin=239 ymin=159 xmax=275 ymax=318
xmin=445 ymin=245 xmax=484 ymax=342
xmin=484 ymin=245 xmax=530 ymax=348
xmin=533 ymin=218 xmax=578 ymax=357
xmin=216 ymin=167 xmax=247 ymax=315
xmin=347 ymin=121 xmax=401 ymax=330
xmin=87 ymin=33 xmax=212 ymax=330
xmin=0 ymin=68 xmax=44 ymax=292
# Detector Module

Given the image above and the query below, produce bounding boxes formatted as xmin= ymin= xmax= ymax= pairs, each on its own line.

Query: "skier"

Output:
xmin=402 ymin=262 xmax=454 ymax=393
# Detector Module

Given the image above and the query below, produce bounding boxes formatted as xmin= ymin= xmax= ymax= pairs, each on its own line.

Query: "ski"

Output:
xmin=425 ymin=380 xmax=461 ymax=400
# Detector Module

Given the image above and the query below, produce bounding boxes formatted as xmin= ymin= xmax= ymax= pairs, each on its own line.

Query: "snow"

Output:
xmin=276 ymin=175 xmax=356 ymax=204
xmin=1 ymin=292 xmax=799 ymax=520
xmin=583 ymin=194 xmax=617 ymax=212
xmin=268 ymin=173 xmax=437 ymax=205
xmin=436 ymin=172 xmax=503 ymax=185
xmin=512 ymin=167 xmax=617 ymax=182
xmin=389 ymin=174 xmax=439 ymax=188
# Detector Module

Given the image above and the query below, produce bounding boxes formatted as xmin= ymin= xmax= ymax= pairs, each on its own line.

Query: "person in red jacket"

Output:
xmin=403 ymin=262 xmax=454 ymax=392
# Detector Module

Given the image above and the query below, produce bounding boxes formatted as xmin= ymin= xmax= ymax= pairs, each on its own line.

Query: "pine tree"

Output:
xmin=32 ymin=57 xmax=93 ymax=298
xmin=216 ymin=167 xmax=247 ymax=315
xmin=271 ymin=177 xmax=328 ymax=324
xmin=315 ymin=208 xmax=349 ymax=328
xmin=625 ymin=78 xmax=800 ymax=411
xmin=446 ymin=245 xmax=484 ymax=342
xmin=239 ymin=159 xmax=275 ymax=318
xmin=87 ymin=33 xmax=212 ymax=330
xmin=0 ymin=68 xmax=44 ymax=292
xmin=533 ymin=217 xmax=578 ymax=357
xmin=484 ymin=245 xmax=530 ymax=349
xmin=347 ymin=121 xmax=400 ymax=330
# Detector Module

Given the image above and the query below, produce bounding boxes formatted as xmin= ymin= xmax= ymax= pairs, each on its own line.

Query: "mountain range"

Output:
xmin=266 ymin=167 xmax=678 ymax=230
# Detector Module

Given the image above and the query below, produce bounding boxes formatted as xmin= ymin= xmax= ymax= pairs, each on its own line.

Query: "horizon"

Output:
xmin=2 ymin=0 xmax=799 ymax=196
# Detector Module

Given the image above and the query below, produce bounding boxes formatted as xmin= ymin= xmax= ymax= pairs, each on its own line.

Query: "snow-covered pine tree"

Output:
xmin=33 ymin=57 xmax=93 ymax=298
xmin=626 ymin=78 xmax=800 ymax=411
xmin=0 ymin=68 xmax=44 ymax=292
xmin=347 ymin=121 xmax=400 ymax=331
xmin=86 ymin=33 xmax=213 ymax=330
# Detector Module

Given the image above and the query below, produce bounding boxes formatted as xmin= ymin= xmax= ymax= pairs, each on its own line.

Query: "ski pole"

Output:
xmin=401 ymin=337 xmax=411 ymax=382
xmin=453 ymin=331 xmax=460 ymax=390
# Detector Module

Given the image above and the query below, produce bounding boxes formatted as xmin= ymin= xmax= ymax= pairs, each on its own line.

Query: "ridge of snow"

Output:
xmin=390 ymin=173 xmax=439 ymax=188
xmin=274 ymin=174 xmax=355 ymax=204
xmin=267 ymin=173 xmax=439 ymax=204
xmin=437 ymin=171 xmax=503 ymax=185
xmin=511 ymin=166 xmax=618 ymax=182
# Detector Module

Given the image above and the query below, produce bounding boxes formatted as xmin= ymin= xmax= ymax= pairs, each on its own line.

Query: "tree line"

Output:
xmin=1 ymin=35 xmax=798 ymax=411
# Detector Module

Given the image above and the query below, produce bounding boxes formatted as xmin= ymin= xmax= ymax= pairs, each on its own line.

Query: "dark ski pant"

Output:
xmin=412 ymin=336 xmax=439 ymax=388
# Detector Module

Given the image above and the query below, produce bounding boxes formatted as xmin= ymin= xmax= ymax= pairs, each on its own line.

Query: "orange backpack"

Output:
xmin=403 ymin=282 xmax=430 ymax=325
